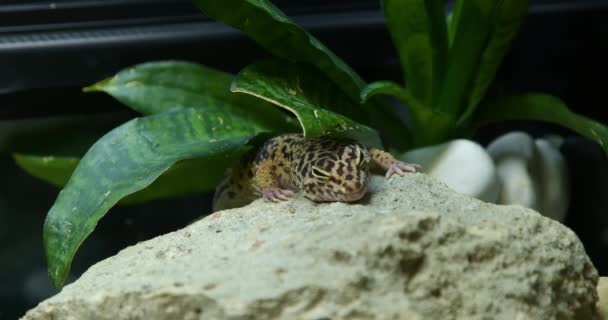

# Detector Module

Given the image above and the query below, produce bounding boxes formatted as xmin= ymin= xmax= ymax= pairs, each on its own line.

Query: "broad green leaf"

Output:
xmin=7 ymin=113 xmax=244 ymax=205
xmin=458 ymin=0 xmax=530 ymax=125
xmin=192 ymin=0 xmax=409 ymax=150
xmin=232 ymin=60 xmax=382 ymax=148
xmin=13 ymin=154 xmax=242 ymax=205
xmin=84 ymin=61 xmax=296 ymax=132
xmin=120 ymin=154 xmax=244 ymax=204
xmin=474 ymin=94 xmax=608 ymax=156
xmin=193 ymin=0 xmax=364 ymax=101
xmin=14 ymin=154 xmax=79 ymax=187
xmin=381 ymin=0 xmax=448 ymax=106
xmin=436 ymin=0 xmax=496 ymax=115
xmin=0 ymin=115 xmax=121 ymax=156
xmin=45 ymin=108 xmax=262 ymax=288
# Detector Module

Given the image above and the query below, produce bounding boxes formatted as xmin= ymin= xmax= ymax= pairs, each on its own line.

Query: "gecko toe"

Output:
xmin=263 ymin=188 xmax=294 ymax=202
xmin=397 ymin=161 xmax=421 ymax=173
xmin=386 ymin=161 xmax=421 ymax=179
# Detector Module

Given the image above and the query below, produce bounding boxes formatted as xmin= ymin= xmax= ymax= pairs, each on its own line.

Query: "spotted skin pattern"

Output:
xmin=212 ymin=133 xmax=420 ymax=211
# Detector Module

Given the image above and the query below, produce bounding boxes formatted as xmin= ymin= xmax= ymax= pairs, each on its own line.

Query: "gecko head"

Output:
xmin=299 ymin=138 xmax=371 ymax=202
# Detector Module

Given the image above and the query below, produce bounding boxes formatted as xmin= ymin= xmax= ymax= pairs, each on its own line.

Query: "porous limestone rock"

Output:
xmin=22 ymin=174 xmax=598 ymax=320
xmin=598 ymin=277 xmax=608 ymax=320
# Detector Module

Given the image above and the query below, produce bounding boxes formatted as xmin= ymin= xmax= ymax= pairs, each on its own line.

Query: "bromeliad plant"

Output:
xmin=15 ymin=0 xmax=608 ymax=288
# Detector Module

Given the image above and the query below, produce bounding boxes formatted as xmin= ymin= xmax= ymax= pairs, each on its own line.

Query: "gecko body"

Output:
xmin=212 ymin=133 xmax=419 ymax=211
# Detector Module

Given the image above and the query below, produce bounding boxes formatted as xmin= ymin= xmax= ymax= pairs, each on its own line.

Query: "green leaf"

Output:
xmin=232 ymin=60 xmax=382 ymax=148
xmin=447 ymin=2 xmax=463 ymax=45
xmin=361 ymin=81 xmax=404 ymax=102
xmin=474 ymin=94 xmax=608 ymax=156
xmin=13 ymin=154 xmax=243 ymax=205
xmin=436 ymin=0 xmax=496 ymax=115
xmin=14 ymin=154 xmax=79 ymax=187
xmin=44 ymin=109 xmax=262 ymax=288
xmin=361 ymin=81 xmax=456 ymax=147
xmin=0 ymin=114 xmax=122 ymax=156
xmin=381 ymin=0 xmax=448 ymax=106
xmin=84 ymin=60 xmax=296 ymax=132
xmin=119 ymin=155 xmax=244 ymax=204
xmin=458 ymin=0 xmax=530 ymax=125
xmin=361 ymin=81 xmax=420 ymax=110
xmin=192 ymin=0 xmax=365 ymax=102
xmin=193 ymin=0 xmax=409 ymax=150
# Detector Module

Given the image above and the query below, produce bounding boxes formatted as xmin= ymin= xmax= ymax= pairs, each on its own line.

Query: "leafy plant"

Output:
xmin=14 ymin=0 xmax=608 ymax=288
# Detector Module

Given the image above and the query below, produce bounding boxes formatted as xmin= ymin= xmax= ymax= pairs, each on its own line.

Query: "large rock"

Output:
xmin=23 ymin=174 xmax=598 ymax=320
xmin=598 ymin=277 xmax=608 ymax=320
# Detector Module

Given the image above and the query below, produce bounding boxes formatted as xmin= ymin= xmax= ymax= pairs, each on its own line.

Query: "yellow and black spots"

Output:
xmin=211 ymin=150 xmax=258 ymax=212
xmin=212 ymin=133 xmax=419 ymax=211
xmin=293 ymin=136 xmax=371 ymax=202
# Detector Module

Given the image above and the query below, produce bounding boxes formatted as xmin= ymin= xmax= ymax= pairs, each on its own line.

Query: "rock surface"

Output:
xmin=598 ymin=277 xmax=608 ymax=320
xmin=23 ymin=174 xmax=598 ymax=320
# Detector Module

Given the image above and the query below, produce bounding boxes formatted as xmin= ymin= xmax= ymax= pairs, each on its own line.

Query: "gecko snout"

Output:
xmin=342 ymin=187 xmax=367 ymax=201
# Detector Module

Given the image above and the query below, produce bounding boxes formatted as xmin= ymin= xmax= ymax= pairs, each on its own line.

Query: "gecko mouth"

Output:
xmin=343 ymin=188 xmax=367 ymax=202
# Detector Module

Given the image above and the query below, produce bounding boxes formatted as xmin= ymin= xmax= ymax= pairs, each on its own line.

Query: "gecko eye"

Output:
xmin=311 ymin=167 xmax=331 ymax=180
xmin=356 ymin=148 xmax=367 ymax=166
xmin=353 ymin=147 xmax=362 ymax=165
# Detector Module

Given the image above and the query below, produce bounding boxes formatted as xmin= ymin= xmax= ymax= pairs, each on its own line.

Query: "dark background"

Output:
xmin=1 ymin=0 xmax=608 ymax=318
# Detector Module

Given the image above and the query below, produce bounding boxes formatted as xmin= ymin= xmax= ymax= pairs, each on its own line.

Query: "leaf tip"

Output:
xmin=43 ymin=216 xmax=71 ymax=289
xmin=45 ymin=247 xmax=69 ymax=289
xmin=82 ymin=86 xmax=95 ymax=93
xmin=228 ymin=80 xmax=239 ymax=93
xmin=82 ymin=84 xmax=102 ymax=93
xmin=359 ymin=88 xmax=372 ymax=104
xmin=83 ymin=77 xmax=115 ymax=93
xmin=48 ymin=268 xmax=66 ymax=289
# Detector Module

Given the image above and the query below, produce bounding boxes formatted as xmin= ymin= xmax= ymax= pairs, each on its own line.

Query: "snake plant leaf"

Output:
xmin=84 ymin=61 xmax=296 ymax=132
xmin=13 ymin=154 xmax=241 ymax=205
xmin=44 ymin=109 xmax=262 ymax=288
xmin=474 ymin=94 xmax=608 ymax=156
xmin=360 ymin=81 xmax=456 ymax=147
xmin=380 ymin=0 xmax=448 ymax=107
xmin=457 ymin=0 xmax=531 ymax=125
xmin=446 ymin=1 xmax=463 ymax=45
xmin=232 ymin=60 xmax=382 ymax=148
xmin=436 ymin=0 xmax=496 ymax=116
xmin=360 ymin=81 xmax=418 ymax=144
xmin=361 ymin=81 xmax=420 ymax=110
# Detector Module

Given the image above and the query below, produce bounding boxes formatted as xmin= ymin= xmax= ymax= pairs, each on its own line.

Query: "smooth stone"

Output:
xmin=487 ymin=132 xmax=535 ymax=161
xmin=399 ymin=139 xmax=500 ymax=203
xmin=487 ymin=131 xmax=569 ymax=221
xmin=534 ymin=138 xmax=569 ymax=221
xmin=494 ymin=156 xmax=537 ymax=208
xmin=487 ymin=131 xmax=537 ymax=208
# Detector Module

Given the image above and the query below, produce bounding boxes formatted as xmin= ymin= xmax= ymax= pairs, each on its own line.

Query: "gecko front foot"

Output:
xmin=386 ymin=161 xmax=422 ymax=178
xmin=262 ymin=188 xmax=295 ymax=202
